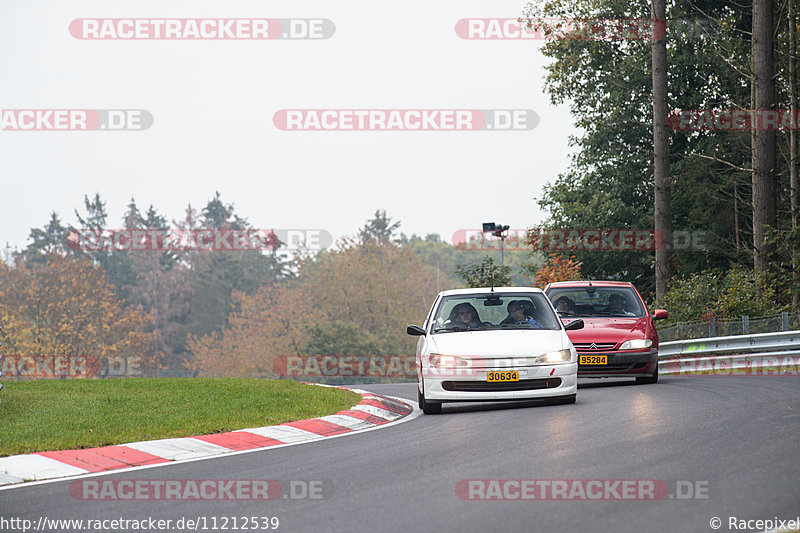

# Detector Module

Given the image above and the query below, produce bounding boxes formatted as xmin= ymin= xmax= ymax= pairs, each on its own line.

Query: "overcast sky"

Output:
xmin=1 ymin=0 xmax=580 ymax=253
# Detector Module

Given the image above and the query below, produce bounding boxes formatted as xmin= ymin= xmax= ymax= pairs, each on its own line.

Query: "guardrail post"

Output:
xmin=782 ymin=312 xmax=789 ymax=331
xmin=742 ymin=315 xmax=749 ymax=334
xmin=709 ymin=316 xmax=716 ymax=337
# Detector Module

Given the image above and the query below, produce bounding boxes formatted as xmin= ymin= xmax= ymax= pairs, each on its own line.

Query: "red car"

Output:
xmin=544 ymin=281 xmax=668 ymax=384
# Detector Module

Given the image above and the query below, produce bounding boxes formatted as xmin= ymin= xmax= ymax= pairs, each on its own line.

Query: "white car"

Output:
xmin=407 ymin=287 xmax=583 ymax=414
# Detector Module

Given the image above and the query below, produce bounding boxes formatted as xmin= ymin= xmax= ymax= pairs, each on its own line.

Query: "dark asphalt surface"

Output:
xmin=1 ymin=376 xmax=798 ymax=533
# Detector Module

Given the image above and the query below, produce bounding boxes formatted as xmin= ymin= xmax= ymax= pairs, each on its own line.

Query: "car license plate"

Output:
xmin=486 ymin=371 xmax=519 ymax=382
xmin=580 ymin=355 xmax=607 ymax=365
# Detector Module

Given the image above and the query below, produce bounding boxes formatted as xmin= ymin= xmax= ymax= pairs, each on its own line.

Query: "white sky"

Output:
xmin=0 ymin=0 xmax=580 ymax=252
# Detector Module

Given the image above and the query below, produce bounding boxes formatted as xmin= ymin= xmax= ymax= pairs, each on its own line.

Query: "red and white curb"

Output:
xmin=0 ymin=388 xmax=414 ymax=488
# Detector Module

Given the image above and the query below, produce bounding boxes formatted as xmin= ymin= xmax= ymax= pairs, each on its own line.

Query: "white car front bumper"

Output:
xmin=421 ymin=362 xmax=577 ymax=401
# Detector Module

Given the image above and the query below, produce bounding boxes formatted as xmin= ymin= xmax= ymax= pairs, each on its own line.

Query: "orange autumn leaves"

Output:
xmin=0 ymin=255 xmax=156 ymax=366
xmin=533 ymin=254 xmax=583 ymax=287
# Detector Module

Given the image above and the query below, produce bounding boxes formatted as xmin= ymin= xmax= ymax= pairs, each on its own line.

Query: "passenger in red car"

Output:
xmin=603 ymin=294 xmax=635 ymax=316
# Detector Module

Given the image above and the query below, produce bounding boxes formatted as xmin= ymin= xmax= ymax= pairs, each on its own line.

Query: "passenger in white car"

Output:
xmin=500 ymin=300 xmax=544 ymax=328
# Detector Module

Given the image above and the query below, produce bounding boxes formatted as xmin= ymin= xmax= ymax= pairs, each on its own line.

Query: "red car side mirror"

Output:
xmin=652 ymin=309 xmax=668 ymax=320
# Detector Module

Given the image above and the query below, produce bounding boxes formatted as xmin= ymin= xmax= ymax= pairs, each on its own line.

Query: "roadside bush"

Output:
xmin=652 ymin=266 xmax=785 ymax=325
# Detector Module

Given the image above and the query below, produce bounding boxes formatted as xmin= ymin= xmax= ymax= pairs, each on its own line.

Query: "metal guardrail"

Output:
xmin=658 ymin=311 xmax=800 ymax=342
xmin=658 ymin=330 xmax=800 ymax=375
xmin=658 ymin=330 xmax=800 ymax=358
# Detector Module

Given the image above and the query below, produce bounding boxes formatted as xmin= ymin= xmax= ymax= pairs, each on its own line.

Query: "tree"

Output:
xmin=408 ymin=233 xmax=537 ymax=288
xmin=522 ymin=0 xmax=760 ymax=296
xmin=455 ymin=256 xmax=512 ymax=288
xmin=528 ymin=253 xmax=582 ymax=287
xmin=201 ymin=191 xmax=249 ymax=230
xmin=751 ymin=0 xmax=778 ymax=273
xmin=183 ymin=194 xmax=287 ymax=342
xmin=0 ymin=255 xmax=156 ymax=366
xmin=790 ymin=0 xmax=800 ymax=306
xmin=188 ymin=284 xmax=316 ymax=377
xmin=298 ymin=236 xmax=439 ymax=354
xmin=651 ymin=0 xmax=672 ymax=298
xmin=359 ymin=210 xmax=401 ymax=244
xmin=23 ymin=212 xmax=70 ymax=262
xmin=188 ymin=215 xmax=441 ymax=375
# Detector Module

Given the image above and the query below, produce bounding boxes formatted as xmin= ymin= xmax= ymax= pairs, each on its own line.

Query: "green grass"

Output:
xmin=0 ymin=378 xmax=362 ymax=457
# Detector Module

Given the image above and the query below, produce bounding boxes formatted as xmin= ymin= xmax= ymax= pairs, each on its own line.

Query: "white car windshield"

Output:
xmin=431 ymin=293 xmax=561 ymax=332
xmin=547 ymin=287 xmax=645 ymax=318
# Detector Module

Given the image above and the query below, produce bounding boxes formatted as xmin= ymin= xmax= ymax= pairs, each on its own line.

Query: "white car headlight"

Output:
xmin=535 ymin=349 xmax=572 ymax=363
xmin=619 ymin=339 xmax=653 ymax=350
xmin=428 ymin=354 xmax=470 ymax=367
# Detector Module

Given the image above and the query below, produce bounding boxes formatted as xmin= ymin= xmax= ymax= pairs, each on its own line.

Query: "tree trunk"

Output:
xmin=652 ymin=0 xmax=672 ymax=299
xmin=734 ymin=182 xmax=740 ymax=250
xmin=790 ymin=0 xmax=799 ymax=305
xmin=751 ymin=0 xmax=778 ymax=273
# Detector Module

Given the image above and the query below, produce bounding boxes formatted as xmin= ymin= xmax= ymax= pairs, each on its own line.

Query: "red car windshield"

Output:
xmin=547 ymin=287 xmax=645 ymax=318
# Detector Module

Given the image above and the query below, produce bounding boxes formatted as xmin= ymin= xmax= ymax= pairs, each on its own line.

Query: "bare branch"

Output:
xmin=690 ymin=153 xmax=753 ymax=172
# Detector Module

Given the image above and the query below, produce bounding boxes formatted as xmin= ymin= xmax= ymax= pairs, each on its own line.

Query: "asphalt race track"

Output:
xmin=1 ymin=376 xmax=798 ymax=533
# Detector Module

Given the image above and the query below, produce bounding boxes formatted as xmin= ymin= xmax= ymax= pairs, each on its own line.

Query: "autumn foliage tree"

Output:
xmin=531 ymin=254 xmax=583 ymax=287
xmin=187 ymin=284 xmax=318 ymax=377
xmin=0 ymin=254 xmax=156 ymax=365
xmin=187 ymin=221 xmax=441 ymax=377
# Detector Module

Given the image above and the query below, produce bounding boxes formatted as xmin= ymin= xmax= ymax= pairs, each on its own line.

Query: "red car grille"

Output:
xmin=573 ymin=342 xmax=617 ymax=351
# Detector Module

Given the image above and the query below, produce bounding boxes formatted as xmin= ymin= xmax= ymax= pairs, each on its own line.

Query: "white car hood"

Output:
xmin=430 ymin=329 xmax=568 ymax=358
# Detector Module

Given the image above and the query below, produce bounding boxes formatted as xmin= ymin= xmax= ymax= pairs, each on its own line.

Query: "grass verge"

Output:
xmin=0 ymin=378 xmax=362 ymax=457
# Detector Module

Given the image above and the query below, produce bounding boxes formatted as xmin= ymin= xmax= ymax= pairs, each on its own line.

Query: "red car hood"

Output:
xmin=562 ymin=317 xmax=648 ymax=345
